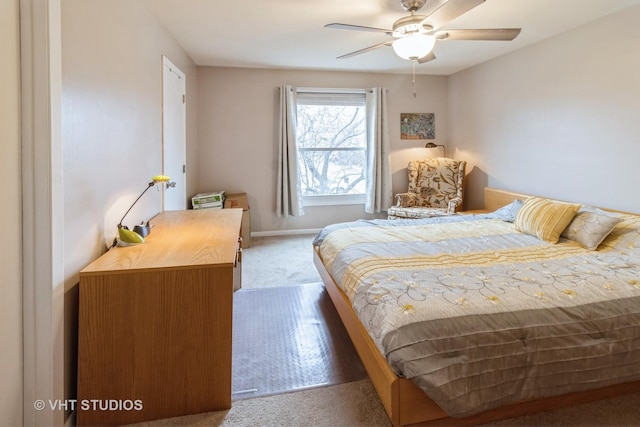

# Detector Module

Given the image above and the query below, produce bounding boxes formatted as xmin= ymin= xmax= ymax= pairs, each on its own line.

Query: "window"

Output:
xmin=296 ymin=89 xmax=367 ymax=206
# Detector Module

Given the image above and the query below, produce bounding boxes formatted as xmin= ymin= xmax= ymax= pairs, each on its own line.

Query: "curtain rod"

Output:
xmin=297 ymin=87 xmax=367 ymax=94
xmin=277 ymin=87 xmax=388 ymax=94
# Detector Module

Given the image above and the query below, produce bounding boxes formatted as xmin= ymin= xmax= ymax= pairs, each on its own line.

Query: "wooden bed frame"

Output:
xmin=313 ymin=187 xmax=640 ymax=426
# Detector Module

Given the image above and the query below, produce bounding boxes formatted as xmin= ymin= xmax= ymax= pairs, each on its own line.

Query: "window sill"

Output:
xmin=302 ymin=194 xmax=365 ymax=207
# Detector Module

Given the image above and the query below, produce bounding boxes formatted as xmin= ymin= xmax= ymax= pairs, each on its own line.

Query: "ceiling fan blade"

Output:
xmin=435 ymin=28 xmax=521 ymax=41
xmin=422 ymin=0 xmax=485 ymax=31
xmin=417 ymin=51 xmax=436 ymax=64
xmin=336 ymin=41 xmax=393 ymax=59
xmin=325 ymin=23 xmax=392 ymax=35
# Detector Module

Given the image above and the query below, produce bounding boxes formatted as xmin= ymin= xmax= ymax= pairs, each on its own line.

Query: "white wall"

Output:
xmin=449 ymin=5 xmax=640 ymax=213
xmin=61 ymin=0 xmax=198 ymax=412
xmin=197 ymin=67 xmax=448 ymax=232
xmin=62 ymin=0 xmax=199 ymax=273
xmin=0 ymin=0 xmax=23 ymax=424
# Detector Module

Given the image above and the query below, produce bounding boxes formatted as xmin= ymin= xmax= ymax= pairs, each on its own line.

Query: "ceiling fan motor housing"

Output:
xmin=400 ymin=0 xmax=427 ymax=12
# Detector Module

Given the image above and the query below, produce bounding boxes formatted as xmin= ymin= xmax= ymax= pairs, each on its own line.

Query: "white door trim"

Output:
xmin=161 ymin=55 xmax=187 ymax=210
xmin=20 ymin=0 xmax=65 ymax=425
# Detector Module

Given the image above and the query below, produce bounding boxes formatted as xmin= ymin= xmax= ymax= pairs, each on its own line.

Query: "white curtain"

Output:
xmin=276 ymin=85 xmax=304 ymax=217
xmin=365 ymin=88 xmax=393 ymax=214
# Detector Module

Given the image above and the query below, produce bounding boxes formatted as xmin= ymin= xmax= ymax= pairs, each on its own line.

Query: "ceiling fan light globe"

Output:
xmin=392 ymin=34 xmax=435 ymax=60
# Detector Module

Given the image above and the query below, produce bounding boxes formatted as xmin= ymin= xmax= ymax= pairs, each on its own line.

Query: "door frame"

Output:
xmin=20 ymin=0 xmax=65 ymax=425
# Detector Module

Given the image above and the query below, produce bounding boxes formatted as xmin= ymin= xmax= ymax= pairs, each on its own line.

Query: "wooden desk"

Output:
xmin=77 ymin=209 xmax=242 ymax=426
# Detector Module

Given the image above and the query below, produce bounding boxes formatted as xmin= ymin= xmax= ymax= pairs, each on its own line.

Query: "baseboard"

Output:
xmin=251 ymin=228 xmax=321 ymax=237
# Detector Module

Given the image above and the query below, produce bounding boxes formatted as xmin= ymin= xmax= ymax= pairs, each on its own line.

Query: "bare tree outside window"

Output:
xmin=297 ymin=103 xmax=367 ymax=196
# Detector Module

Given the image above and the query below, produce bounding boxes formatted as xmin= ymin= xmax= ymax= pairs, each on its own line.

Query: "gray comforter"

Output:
xmin=314 ymin=213 xmax=640 ymax=417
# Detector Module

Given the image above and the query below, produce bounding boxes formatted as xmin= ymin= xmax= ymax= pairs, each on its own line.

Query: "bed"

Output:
xmin=313 ymin=187 xmax=640 ymax=426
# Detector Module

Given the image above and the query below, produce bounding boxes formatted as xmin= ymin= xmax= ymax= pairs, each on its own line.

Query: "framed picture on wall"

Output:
xmin=400 ymin=113 xmax=435 ymax=140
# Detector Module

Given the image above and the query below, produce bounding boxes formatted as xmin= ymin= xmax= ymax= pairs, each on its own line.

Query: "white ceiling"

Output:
xmin=141 ymin=0 xmax=640 ymax=75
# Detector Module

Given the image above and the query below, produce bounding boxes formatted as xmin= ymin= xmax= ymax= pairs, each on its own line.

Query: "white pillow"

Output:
xmin=491 ymin=199 xmax=524 ymax=223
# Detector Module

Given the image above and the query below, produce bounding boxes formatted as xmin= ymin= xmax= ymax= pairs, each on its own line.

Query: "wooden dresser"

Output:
xmin=77 ymin=208 xmax=242 ymax=426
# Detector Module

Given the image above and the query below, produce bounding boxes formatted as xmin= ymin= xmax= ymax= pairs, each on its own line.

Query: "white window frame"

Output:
xmin=296 ymin=87 xmax=368 ymax=207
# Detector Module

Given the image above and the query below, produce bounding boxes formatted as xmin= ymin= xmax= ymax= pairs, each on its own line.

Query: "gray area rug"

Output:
xmin=232 ymin=282 xmax=367 ymax=400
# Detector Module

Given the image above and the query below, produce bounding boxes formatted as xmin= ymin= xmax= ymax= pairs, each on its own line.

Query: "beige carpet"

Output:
xmin=241 ymin=233 xmax=321 ymax=289
xmin=128 ymin=378 xmax=640 ymax=427
xmin=128 ymin=234 xmax=640 ymax=427
xmin=127 ymin=379 xmax=390 ymax=427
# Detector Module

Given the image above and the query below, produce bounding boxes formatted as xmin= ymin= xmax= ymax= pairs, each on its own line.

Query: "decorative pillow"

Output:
xmin=514 ymin=197 xmax=581 ymax=243
xmin=491 ymin=199 xmax=524 ymax=223
xmin=579 ymin=205 xmax=624 ymax=218
xmin=561 ymin=210 xmax=622 ymax=250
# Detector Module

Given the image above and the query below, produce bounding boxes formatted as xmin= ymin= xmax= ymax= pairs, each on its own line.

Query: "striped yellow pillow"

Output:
xmin=515 ymin=197 xmax=581 ymax=243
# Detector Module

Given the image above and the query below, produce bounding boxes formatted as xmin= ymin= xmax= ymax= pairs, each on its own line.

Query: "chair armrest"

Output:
xmin=448 ymin=197 xmax=463 ymax=213
xmin=395 ymin=192 xmax=418 ymax=207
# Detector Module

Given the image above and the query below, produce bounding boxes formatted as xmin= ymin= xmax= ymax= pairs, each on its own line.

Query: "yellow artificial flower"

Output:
xmin=486 ymin=295 xmax=500 ymax=304
xmin=563 ymin=289 xmax=577 ymax=298
xmin=401 ymin=304 xmax=415 ymax=315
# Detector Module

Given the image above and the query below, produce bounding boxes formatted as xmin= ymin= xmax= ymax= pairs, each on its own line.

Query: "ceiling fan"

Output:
xmin=325 ymin=0 xmax=521 ymax=64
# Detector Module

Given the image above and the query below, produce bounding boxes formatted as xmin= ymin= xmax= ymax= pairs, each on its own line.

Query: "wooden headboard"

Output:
xmin=483 ymin=187 xmax=633 ymax=215
xmin=483 ymin=187 xmax=530 ymax=212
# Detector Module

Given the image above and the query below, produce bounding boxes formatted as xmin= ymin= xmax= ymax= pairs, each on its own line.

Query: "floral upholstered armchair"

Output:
xmin=387 ymin=157 xmax=466 ymax=220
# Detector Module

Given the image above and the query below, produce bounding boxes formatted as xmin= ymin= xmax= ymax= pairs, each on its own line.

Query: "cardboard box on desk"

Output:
xmin=224 ymin=193 xmax=251 ymax=247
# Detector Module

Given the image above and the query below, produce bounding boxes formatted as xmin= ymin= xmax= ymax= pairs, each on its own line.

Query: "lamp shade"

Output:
xmin=392 ymin=34 xmax=436 ymax=60
xmin=152 ymin=175 xmax=171 ymax=183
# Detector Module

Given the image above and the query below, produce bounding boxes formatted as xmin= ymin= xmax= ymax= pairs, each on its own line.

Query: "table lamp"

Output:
xmin=425 ymin=142 xmax=446 ymax=158
xmin=117 ymin=175 xmax=175 ymax=245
